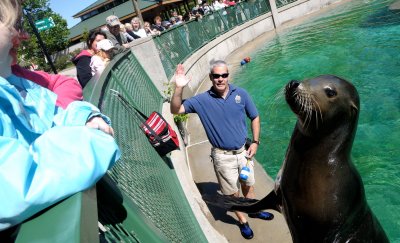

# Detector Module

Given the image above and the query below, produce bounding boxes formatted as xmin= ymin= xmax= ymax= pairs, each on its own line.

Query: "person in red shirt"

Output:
xmin=10 ymin=19 xmax=84 ymax=109
xmin=224 ymin=0 xmax=236 ymax=6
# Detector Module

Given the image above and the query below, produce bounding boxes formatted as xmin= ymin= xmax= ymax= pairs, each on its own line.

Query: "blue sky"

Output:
xmin=49 ymin=0 xmax=98 ymax=28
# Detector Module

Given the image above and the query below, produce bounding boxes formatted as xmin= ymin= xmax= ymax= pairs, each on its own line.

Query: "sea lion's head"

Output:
xmin=285 ymin=75 xmax=360 ymax=136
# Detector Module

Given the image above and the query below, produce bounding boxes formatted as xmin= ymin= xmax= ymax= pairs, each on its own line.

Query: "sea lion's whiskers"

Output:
xmin=298 ymin=92 xmax=312 ymax=130
xmin=304 ymin=94 xmax=313 ymax=129
xmin=311 ymin=95 xmax=323 ymax=129
xmin=266 ymin=88 xmax=285 ymax=115
xmin=273 ymin=87 xmax=285 ymax=102
xmin=297 ymin=90 xmax=304 ymax=111
xmin=304 ymin=94 xmax=316 ymax=128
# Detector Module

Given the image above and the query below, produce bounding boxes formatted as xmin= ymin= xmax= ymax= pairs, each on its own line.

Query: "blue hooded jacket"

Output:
xmin=0 ymin=75 xmax=120 ymax=230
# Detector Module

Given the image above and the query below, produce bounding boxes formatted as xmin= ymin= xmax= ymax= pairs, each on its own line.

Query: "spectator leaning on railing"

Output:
xmin=72 ymin=30 xmax=106 ymax=88
xmin=213 ymin=0 xmax=228 ymax=12
xmin=152 ymin=16 xmax=166 ymax=32
xmin=162 ymin=20 xmax=173 ymax=30
xmin=130 ymin=17 xmax=148 ymax=38
xmin=176 ymin=15 xmax=184 ymax=25
xmin=144 ymin=21 xmax=160 ymax=36
xmin=90 ymin=39 xmax=116 ymax=82
xmin=120 ymin=23 xmax=137 ymax=42
xmin=103 ymin=15 xmax=129 ymax=54
xmin=202 ymin=0 xmax=214 ymax=14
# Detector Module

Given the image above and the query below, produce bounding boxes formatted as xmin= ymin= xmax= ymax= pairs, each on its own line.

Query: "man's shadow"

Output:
xmin=196 ymin=182 xmax=238 ymax=225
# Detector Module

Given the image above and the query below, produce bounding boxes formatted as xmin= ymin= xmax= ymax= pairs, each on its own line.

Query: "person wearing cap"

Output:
xmin=90 ymin=39 xmax=115 ymax=81
xmin=103 ymin=15 xmax=129 ymax=54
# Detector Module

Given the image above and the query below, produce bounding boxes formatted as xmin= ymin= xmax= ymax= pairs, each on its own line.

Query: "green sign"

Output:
xmin=35 ymin=17 xmax=55 ymax=32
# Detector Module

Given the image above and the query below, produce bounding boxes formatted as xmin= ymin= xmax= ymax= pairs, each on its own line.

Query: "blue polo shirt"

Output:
xmin=183 ymin=84 xmax=258 ymax=150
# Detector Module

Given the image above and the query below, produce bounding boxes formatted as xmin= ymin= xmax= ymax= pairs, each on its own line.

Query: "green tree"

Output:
xmin=19 ymin=0 xmax=70 ymax=72
xmin=81 ymin=27 xmax=89 ymax=47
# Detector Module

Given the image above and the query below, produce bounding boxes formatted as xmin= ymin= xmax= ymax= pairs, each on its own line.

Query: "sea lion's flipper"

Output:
xmin=202 ymin=190 xmax=280 ymax=213
xmin=231 ymin=191 xmax=281 ymax=212
xmin=202 ymin=193 xmax=259 ymax=211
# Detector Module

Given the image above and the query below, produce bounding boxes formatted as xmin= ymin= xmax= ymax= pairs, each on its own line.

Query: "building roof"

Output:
xmin=73 ymin=0 xmax=111 ymax=18
xmin=68 ymin=0 xmax=158 ymax=40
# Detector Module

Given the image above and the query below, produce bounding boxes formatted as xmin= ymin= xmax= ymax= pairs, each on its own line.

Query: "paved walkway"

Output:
xmin=58 ymin=66 xmax=77 ymax=79
xmin=390 ymin=0 xmax=400 ymax=10
xmin=185 ymin=77 xmax=292 ymax=243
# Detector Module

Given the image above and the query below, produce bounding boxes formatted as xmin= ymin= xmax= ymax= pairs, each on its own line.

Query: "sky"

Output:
xmin=49 ymin=0 xmax=98 ymax=28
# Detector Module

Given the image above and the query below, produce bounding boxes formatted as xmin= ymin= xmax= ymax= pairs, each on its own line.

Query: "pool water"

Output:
xmin=233 ymin=0 xmax=400 ymax=241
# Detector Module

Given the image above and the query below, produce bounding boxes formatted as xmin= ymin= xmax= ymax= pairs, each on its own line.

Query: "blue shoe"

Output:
xmin=248 ymin=211 xmax=274 ymax=220
xmin=239 ymin=222 xmax=254 ymax=239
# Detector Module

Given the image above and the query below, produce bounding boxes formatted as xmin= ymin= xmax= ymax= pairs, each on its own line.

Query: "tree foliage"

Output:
xmin=19 ymin=0 xmax=70 ymax=72
xmin=81 ymin=27 xmax=90 ymax=47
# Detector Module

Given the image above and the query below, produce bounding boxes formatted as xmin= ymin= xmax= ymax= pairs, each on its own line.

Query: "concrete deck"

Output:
xmin=389 ymin=0 xmax=400 ymax=10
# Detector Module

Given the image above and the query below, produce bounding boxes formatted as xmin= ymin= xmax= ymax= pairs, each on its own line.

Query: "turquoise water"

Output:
xmin=233 ymin=0 xmax=400 ymax=241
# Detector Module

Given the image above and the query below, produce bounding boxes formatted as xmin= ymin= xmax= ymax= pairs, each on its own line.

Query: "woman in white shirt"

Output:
xmin=130 ymin=17 xmax=147 ymax=38
xmin=213 ymin=0 xmax=227 ymax=11
xmin=90 ymin=39 xmax=115 ymax=81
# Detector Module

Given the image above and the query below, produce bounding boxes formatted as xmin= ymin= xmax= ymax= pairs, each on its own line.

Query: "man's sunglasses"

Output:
xmin=211 ymin=73 xmax=229 ymax=79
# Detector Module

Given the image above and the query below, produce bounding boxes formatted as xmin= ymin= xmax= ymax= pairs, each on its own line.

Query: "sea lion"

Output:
xmin=208 ymin=75 xmax=389 ymax=243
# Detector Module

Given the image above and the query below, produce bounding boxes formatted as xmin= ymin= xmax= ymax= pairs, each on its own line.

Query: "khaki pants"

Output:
xmin=211 ymin=146 xmax=255 ymax=195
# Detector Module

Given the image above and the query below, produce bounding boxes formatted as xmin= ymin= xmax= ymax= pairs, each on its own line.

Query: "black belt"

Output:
xmin=212 ymin=145 xmax=245 ymax=155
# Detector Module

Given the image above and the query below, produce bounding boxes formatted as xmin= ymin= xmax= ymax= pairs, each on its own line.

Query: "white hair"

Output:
xmin=131 ymin=17 xmax=141 ymax=25
xmin=210 ymin=60 xmax=228 ymax=73
xmin=0 ymin=0 xmax=21 ymax=28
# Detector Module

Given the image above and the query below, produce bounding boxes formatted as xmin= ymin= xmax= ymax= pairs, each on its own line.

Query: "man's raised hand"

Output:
xmin=175 ymin=64 xmax=190 ymax=88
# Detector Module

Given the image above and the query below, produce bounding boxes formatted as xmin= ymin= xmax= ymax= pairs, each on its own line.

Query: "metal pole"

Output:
xmin=268 ymin=0 xmax=281 ymax=28
xmin=23 ymin=9 xmax=58 ymax=74
xmin=131 ymin=0 xmax=144 ymax=26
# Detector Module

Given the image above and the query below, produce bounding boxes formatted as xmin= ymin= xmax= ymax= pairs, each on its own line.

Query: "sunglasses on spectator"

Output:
xmin=211 ymin=73 xmax=229 ymax=79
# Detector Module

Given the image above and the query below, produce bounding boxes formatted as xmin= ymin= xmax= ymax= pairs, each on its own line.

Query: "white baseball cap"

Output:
xmin=96 ymin=39 xmax=115 ymax=51
xmin=106 ymin=15 xmax=121 ymax=27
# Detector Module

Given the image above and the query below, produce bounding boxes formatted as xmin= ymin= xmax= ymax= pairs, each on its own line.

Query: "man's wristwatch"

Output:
xmin=252 ymin=140 xmax=260 ymax=145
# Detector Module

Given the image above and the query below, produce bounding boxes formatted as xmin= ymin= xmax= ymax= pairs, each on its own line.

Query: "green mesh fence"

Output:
xmin=154 ymin=0 xmax=271 ymax=79
xmin=84 ymin=50 xmax=207 ymax=243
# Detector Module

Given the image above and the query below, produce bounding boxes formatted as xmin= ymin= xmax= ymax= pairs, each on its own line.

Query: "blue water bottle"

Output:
xmin=240 ymin=159 xmax=251 ymax=181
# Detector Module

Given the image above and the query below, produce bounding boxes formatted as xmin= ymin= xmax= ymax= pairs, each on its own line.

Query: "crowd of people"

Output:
xmin=70 ymin=0 xmax=254 ymax=87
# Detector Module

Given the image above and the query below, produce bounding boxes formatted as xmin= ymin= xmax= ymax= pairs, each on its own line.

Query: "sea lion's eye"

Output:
xmin=324 ymin=87 xmax=337 ymax=98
